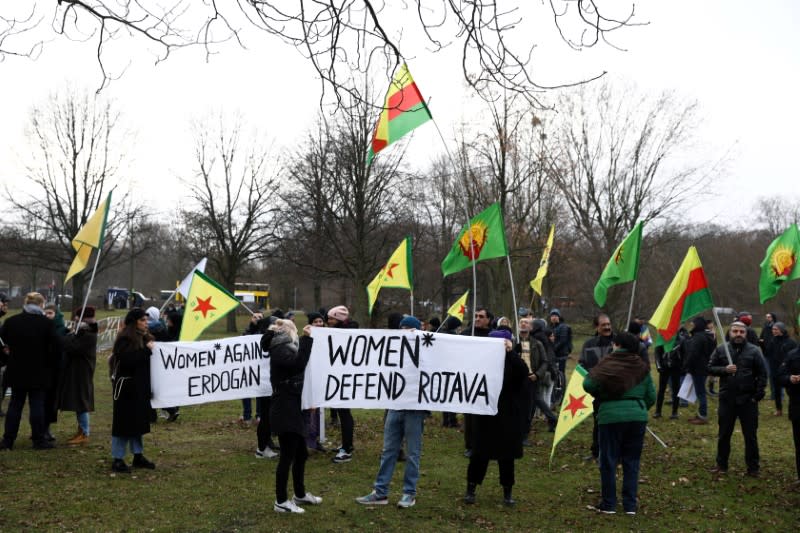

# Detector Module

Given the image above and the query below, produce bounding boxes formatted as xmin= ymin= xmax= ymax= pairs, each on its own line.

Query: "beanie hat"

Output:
xmin=730 ymin=320 xmax=747 ymax=329
xmin=488 ymin=327 xmax=513 ymax=341
xmin=549 ymin=308 xmax=561 ymax=318
xmin=145 ymin=306 xmax=160 ymax=322
xmin=737 ymin=311 xmax=752 ymax=326
xmin=306 ymin=311 xmax=323 ymax=324
xmin=387 ymin=312 xmax=404 ymax=330
xmin=774 ymin=321 xmax=788 ymax=335
xmin=428 ymin=317 xmax=441 ymax=330
xmin=125 ymin=308 xmax=147 ymax=325
xmin=531 ymin=318 xmax=547 ymax=333
xmin=442 ymin=316 xmax=462 ymax=331
xmin=399 ymin=315 xmax=422 ymax=330
xmin=328 ymin=305 xmax=349 ymax=322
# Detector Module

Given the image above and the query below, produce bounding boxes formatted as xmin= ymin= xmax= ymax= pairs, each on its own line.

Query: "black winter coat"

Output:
xmin=58 ymin=324 xmax=97 ymax=412
xmin=765 ymin=335 xmax=797 ymax=371
xmin=708 ymin=341 xmax=767 ymax=405
xmin=579 ymin=334 xmax=614 ymax=370
xmin=471 ymin=350 xmax=529 ymax=461
xmin=0 ymin=310 xmax=60 ymax=389
xmin=266 ymin=333 xmax=313 ymax=437
xmin=111 ymin=334 xmax=153 ymax=437
xmin=779 ymin=349 xmax=800 ymax=421
xmin=683 ymin=330 xmax=716 ymax=376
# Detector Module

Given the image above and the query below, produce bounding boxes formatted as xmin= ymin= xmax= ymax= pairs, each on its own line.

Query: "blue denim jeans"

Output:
xmin=77 ymin=412 xmax=90 ymax=436
xmin=691 ymin=373 xmax=708 ymax=418
xmin=111 ymin=435 xmax=144 ymax=459
xmin=598 ymin=421 xmax=646 ymax=513
xmin=373 ymin=410 xmax=426 ymax=497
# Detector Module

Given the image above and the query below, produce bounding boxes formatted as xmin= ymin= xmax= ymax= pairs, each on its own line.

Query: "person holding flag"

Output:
xmin=583 ymin=332 xmax=655 ymax=516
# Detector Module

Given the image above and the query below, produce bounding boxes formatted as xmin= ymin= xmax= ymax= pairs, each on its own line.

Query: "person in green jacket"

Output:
xmin=583 ymin=331 xmax=656 ymax=516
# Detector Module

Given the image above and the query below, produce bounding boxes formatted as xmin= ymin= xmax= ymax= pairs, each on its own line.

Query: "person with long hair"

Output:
xmin=109 ymin=308 xmax=157 ymax=473
xmin=583 ymin=332 xmax=655 ymax=515
xmin=265 ymin=319 xmax=322 ymax=513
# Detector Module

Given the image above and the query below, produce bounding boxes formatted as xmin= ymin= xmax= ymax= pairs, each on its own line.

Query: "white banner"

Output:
xmin=301 ymin=328 xmax=506 ymax=415
xmin=150 ymin=335 xmax=271 ymax=408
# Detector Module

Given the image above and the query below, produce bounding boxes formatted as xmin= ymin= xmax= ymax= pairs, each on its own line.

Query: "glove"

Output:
xmin=260 ymin=330 xmax=275 ymax=352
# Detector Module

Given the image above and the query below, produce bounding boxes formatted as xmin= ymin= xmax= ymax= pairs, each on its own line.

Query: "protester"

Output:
xmin=760 ymin=312 xmax=778 ymax=352
xmin=684 ymin=317 xmax=716 ymax=425
xmin=549 ymin=309 xmax=573 ymax=376
xmin=0 ymin=292 xmax=8 ymax=417
xmin=764 ymin=322 xmax=796 ymax=416
xmin=160 ymin=311 xmax=182 ymax=422
xmin=0 ymin=292 xmax=60 ymax=450
xmin=42 ymin=303 xmax=66 ymax=442
xmin=356 ymin=316 xmax=427 ymax=509
xmin=440 ymin=315 xmax=463 ymax=429
xmin=145 ymin=306 xmax=168 ymax=341
xmin=303 ymin=312 xmax=325 ymax=452
xmin=583 ymin=332 xmax=655 ymax=515
xmin=707 ymin=321 xmax=767 ymax=477
xmin=464 ymin=327 xmax=528 ymax=506
xmin=461 ymin=307 xmax=493 ymax=458
xmin=265 ymin=319 xmax=322 ymax=514
xmin=778 ymin=345 xmax=800 ymax=484
xmin=110 ymin=308 xmax=157 ymax=472
xmin=243 ymin=312 xmax=278 ymax=459
xmin=653 ymin=326 xmax=688 ymax=419
xmin=579 ymin=313 xmax=615 ymax=461
xmin=327 ymin=305 xmax=356 ymax=463
xmin=58 ymin=306 xmax=98 ymax=445
xmin=517 ymin=318 xmax=556 ymax=443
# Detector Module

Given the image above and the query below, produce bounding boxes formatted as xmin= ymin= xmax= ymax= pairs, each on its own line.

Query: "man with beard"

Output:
xmin=579 ymin=313 xmax=615 ymax=461
xmin=707 ymin=321 xmax=768 ymax=477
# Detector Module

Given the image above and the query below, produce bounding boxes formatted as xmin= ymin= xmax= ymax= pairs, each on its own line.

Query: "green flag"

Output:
xmin=593 ymin=221 xmax=643 ymax=307
xmin=759 ymin=223 xmax=800 ymax=304
xmin=441 ymin=203 xmax=509 ymax=277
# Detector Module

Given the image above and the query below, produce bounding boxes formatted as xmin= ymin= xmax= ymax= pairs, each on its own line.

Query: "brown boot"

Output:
xmin=67 ymin=429 xmax=89 ymax=445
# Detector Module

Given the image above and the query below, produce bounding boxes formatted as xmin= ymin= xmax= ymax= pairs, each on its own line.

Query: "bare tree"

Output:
xmin=1 ymin=2 xmax=639 ymax=100
xmin=3 ymin=88 xmax=148 ymax=308
xmin=754 ymin=196 xmax=800 ymax=235
xmin=181 ymin=115 xmax=280 ymax=332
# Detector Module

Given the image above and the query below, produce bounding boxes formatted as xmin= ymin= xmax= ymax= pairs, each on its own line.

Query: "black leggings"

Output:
xmin=276 ymin=432 xmax=308 ymax=503
xmin=792 ymin=417 xmax=800 ymax=481
xmin=256 ymin=397 xmax=272 ymax=450
xmin=338 ymin=408 xmax=354 ymax=452
xmin=467 ymin=457 xmax=515 ymax=487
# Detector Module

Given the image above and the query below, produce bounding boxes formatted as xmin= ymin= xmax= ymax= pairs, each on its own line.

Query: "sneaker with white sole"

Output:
xmin=397 ymin=494 xmax=416 ymax=508
xmin=332 ymin=448 xmax=352 ymax=463
xmin=355 ymin=491 xmax=388 ymax=505
xmin=274 ymin=499 xmax=305 ymax=513
xmin=255 ymin=447 xmax=278 ymax=459
xmin=293 ymin=492 xmax=323 ymax=505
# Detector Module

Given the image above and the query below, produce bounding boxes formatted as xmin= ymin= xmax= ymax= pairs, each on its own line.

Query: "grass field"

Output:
xmin=0 ymin=312 xmax=798 ymax=532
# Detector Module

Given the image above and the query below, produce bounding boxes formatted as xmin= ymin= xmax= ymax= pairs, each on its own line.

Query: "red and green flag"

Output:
xmin=759 ymin=223 xmax=800 ymax=304
xmin=367 ymin=63 xmax=432 ymax=164
xmin=593 ymin=221 xmax=643 ymax=307
xmin=649 ymin=246 xmax=713 ymax=350
xmin=441 ymin=203 xmax=509 ymax=277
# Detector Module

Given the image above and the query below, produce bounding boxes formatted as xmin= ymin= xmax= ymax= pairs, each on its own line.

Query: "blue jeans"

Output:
xmin=598 ymin=421 xmax=646 ymax=513
xmin=691 ymin=373 xmax=708 ymax=418
xmin=111 ymin=435 xmax=144 ymax=459
xmin=77 ymin=412 xmax=90 ymax=436
xmin=373 ymin=410 xmax=426 ymax=497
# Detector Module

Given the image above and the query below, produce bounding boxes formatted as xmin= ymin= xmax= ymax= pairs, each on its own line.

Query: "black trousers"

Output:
xmin=792 ymin=417 xmax=800 ymax=481
xmin=656 ymin=368 xmax=682 ymax=415
xmin=716 ymin=400 xmax=759 ymax=472
xmin=256 ymin=396 xmax=273 ymax=451
xmin=275 ymin=432 xmax=308 ymax=503
xmin=3 ymin=388 xmax=46 ymax=446
xmin=338 ymin=408 xmax=354 ymax=452
xmin=467 ymin=457 xmax=515 ymax=487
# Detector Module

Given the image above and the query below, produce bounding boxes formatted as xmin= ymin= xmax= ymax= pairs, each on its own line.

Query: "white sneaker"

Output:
xmin=274 ymin=500 xmax=305 ymax=513
xmin=293 ymin=492 xmax=323 ymax=505
xmin=255 ymin=447 xmax=278 ymax=459
xmin=332 ymin=448 xmax=352 ymax=463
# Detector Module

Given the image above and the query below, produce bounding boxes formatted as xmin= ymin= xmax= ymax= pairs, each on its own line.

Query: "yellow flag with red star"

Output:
xmin=446 ymin=290 xmax=469 ymax=322
xmin=366 ymin=236 xmax=413 ymax=314
xmin=550 ymin=364 xmax=595 ymax=464
xmin=179 ymin=270 xmax=240 ymax=341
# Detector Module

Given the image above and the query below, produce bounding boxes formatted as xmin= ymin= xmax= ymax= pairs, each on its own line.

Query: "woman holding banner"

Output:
xmin=264 ymin=319 xmax=322 ymax=514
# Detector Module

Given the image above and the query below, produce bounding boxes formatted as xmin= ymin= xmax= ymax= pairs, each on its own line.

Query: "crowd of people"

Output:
xmin=1 ymin=294 xmax=799 ymax=517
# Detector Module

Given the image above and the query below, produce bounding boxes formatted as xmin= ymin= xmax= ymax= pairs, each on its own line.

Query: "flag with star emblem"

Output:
xmin=179 ymin=270 xmax=240 ymax=341
xmin=593 ymin=221 xmax=643 ymax=307
xmin=366 ymin=236 xmax=413 ymax=314
xmin=550 ymin=364 xmax=594 ymax=463
xmin=65 ymin=192 xmax=112 ymax=283
xmin=446 ymin=290 xmax=469 ymax=322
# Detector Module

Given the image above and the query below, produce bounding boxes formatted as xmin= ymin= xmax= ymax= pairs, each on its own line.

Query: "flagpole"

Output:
xmin=238 ymin=300 xmax=255 ymax=316
xmin=625 ymin=279 xmax=638 ymax=329
xmin=428 ymin=106 xmax=479 ymax=335
xmin=646 ymin=425 xmax=668 ymax=448
xmin=74 ymin=248 xmax=102 ymax=333
xmin=712 ymin=307 xmax=734 ymax=365
xmin=159 ymin=290 xmax=177 ymax=313
xmin=409 ymin=290 xmax=414 ymax=317
xmin=506 ymin=255 xmax=520 ymax=336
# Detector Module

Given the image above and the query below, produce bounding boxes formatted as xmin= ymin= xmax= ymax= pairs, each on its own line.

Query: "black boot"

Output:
xmin=503 ymin=486 xmax=515 ymax=506
xmin=132 ymin=453 xmax=156 ymax=469
xmin=464 ymin=482 xmax=477 ymax=504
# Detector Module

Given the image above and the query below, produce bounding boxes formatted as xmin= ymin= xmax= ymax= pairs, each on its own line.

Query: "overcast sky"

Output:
xmin=0 ymin=1 xmax=797 ymax=227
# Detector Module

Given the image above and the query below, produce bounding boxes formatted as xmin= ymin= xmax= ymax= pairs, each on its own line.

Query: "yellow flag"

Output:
xmin=179 ymin=271 xmax=240 ymax=341
xmin=530 ymin=224 xmax=554 ymax=295
xmin=65 ymin=193 xmax=112 ymax=283
xmin=550 ymin=364 xmax=594 ymax=463
xmin=366 ymin=237 xmax=413 ymax=314
xmin=446 ymin=290 xmax=469 ymax=322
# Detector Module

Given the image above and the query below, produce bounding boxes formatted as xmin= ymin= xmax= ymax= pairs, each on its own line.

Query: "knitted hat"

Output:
xmin=328 ymin=305 xmax=349 ymax=322
xmin=773 ymin=321 xmax=788 ymax=335
xmin=306 ymin=311 xmax=323 ymax=324
xmin=488 ymin=327 xmax=513 ymax=341
xmin=549 ymin=308 xmax=561 ymax=317
xmin=125 ymin=308 xmax=147 ymax=325
xmin=399 ymin=315 xmax=422 ymax=330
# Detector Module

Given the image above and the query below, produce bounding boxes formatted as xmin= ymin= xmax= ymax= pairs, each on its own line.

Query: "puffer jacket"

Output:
xmin=707 ymin=341 xmax=767 ymax=405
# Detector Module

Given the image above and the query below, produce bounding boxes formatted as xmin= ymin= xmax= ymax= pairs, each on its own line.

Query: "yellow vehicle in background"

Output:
xmin=234 ymin=282 xmax=270 ymax=310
